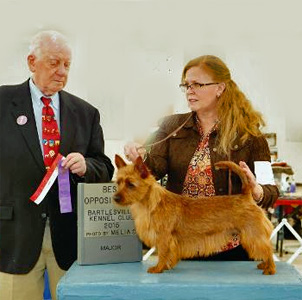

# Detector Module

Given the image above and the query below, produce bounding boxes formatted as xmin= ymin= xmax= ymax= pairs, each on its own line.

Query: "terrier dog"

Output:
xmin=113 ymin=155 xmax=276 ymax=275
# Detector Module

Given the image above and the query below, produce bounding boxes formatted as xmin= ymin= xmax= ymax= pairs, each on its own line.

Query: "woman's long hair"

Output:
xmin=182 ymin=55 xmax=265 ymax=156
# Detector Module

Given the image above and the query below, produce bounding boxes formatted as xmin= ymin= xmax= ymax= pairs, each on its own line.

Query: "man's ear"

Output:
xmin=27 ymin=55 xmax=36 ymax=73
xmin=134 ymin=156 xmax=149 ymax=179
xmin=115 ymin=154 xmax=127 ymax=169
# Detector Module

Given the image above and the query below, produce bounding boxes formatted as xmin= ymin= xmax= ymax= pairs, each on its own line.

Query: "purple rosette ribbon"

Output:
xmin=58 ymin=158 xmax=72 ymax=213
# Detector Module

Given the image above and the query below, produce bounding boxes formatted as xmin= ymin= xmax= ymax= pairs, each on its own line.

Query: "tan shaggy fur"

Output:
xmin=114 ymin=155 xmax=276 ymax=275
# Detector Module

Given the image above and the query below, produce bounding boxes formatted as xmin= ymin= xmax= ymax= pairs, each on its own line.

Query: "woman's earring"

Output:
xmin=217 ymin=93 xmax=221 ymax=98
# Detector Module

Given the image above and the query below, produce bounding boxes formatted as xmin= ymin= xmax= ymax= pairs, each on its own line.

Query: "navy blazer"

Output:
xmin=0 ymin=80 xmax=114 ymax=274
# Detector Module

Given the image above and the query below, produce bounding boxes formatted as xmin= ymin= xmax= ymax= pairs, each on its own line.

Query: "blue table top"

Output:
xmin=57 ymin=260 xmax=302 ymax=300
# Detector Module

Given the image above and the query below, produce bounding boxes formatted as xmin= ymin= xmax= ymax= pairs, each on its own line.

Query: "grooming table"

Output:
xmin=57 ymin=260 xmax=302 ymax=300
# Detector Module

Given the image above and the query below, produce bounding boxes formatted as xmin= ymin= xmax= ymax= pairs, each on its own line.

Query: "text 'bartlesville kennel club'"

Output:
xmin=77 ymin=183 xmax=142 ymax=265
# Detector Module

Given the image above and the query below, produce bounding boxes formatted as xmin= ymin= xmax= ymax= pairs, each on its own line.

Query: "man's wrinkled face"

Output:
xmin=28 ymin=42 xmax=71 ymax=96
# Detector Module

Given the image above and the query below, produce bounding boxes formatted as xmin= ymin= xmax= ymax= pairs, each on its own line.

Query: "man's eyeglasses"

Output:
xmin=179 ymin=82 xmax=219 ymax=93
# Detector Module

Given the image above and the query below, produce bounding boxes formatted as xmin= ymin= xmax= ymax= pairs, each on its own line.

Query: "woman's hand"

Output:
xmin=239 ymin=161 xmax=264 ymax=202
xmin=124 ymin=142 xmax=146 ymax=163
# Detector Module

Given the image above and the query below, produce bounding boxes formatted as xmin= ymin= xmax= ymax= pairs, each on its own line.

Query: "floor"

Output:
xmin=275 ymin=239 xmax=302 ymax=274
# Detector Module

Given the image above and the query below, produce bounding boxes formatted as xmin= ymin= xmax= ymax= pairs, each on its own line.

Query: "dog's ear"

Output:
xmin=134 ymin=156 xmax=149 ymax=179
xmin=115 ymin=154 xmax=127 ymax=169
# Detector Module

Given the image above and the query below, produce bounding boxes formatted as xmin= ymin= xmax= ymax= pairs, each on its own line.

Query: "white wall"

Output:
xmin=1 ymin=0 xmax=301 ymax=181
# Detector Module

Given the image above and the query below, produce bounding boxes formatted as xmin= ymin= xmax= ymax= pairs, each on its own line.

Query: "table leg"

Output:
xmin=278 ymin=206 xmax=284 ymax=257
xmin=279 ymin=226 xmax=284 ymax=257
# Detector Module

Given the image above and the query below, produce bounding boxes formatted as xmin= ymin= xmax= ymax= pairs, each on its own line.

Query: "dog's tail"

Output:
xmin=215 ymin=161 xmax=250 ymax=195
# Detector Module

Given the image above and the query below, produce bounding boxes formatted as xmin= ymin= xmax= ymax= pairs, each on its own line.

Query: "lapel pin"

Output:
xmin=16 ymin=115 xmax=28 ymax=125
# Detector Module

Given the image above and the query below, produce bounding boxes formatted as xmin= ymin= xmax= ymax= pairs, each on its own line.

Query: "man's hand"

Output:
xmin=61 ymin=152 xmax=87 ymax=177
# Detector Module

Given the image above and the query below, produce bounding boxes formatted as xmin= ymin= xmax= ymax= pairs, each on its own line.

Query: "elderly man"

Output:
xmin=0 ymin=31 xmax=114 ymax=300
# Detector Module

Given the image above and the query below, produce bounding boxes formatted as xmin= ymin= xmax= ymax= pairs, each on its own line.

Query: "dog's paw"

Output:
xmin=262 ymin=267 xmax=276 ymax=275
xmin=257 ymin=262 xmax=266 ymax=270
xmin=257 ymin=261 xmax=276 ymax=274
xmin=147 ymin=266 xmax=163 ymax=273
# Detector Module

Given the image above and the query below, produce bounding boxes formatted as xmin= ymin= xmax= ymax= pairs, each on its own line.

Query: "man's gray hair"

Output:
xmin=29 ymin=30 xmax=71 ymax=58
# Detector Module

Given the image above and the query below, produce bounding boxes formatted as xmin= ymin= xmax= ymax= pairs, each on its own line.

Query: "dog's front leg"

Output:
xmin=147 ymin=236 xmax=179 ymax=273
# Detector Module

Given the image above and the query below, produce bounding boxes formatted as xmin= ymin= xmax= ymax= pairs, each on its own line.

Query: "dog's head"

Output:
xmin=113 ymin=154 xmax=154 ymax=206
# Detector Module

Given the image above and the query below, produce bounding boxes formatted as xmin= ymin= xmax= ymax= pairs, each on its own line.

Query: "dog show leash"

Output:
xmin=136 ymin=112 xmax=193 ymax=151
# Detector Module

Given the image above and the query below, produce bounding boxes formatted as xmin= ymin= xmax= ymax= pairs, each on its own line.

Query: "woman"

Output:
xmin=124 ymin=55 xmax=279 ymax=260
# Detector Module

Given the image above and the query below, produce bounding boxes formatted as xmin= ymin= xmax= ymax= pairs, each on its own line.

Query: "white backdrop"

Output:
xmin=1 ymin=0 xmax=301 ymax=181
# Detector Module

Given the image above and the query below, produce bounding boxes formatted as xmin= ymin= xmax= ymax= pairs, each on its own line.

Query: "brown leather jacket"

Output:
xmin=145 ymin=112 xmax=279 ymax=208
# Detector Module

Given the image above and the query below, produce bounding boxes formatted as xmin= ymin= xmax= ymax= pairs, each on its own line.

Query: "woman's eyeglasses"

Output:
xmin=179 ymin=82 xmax=219 ymax=93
